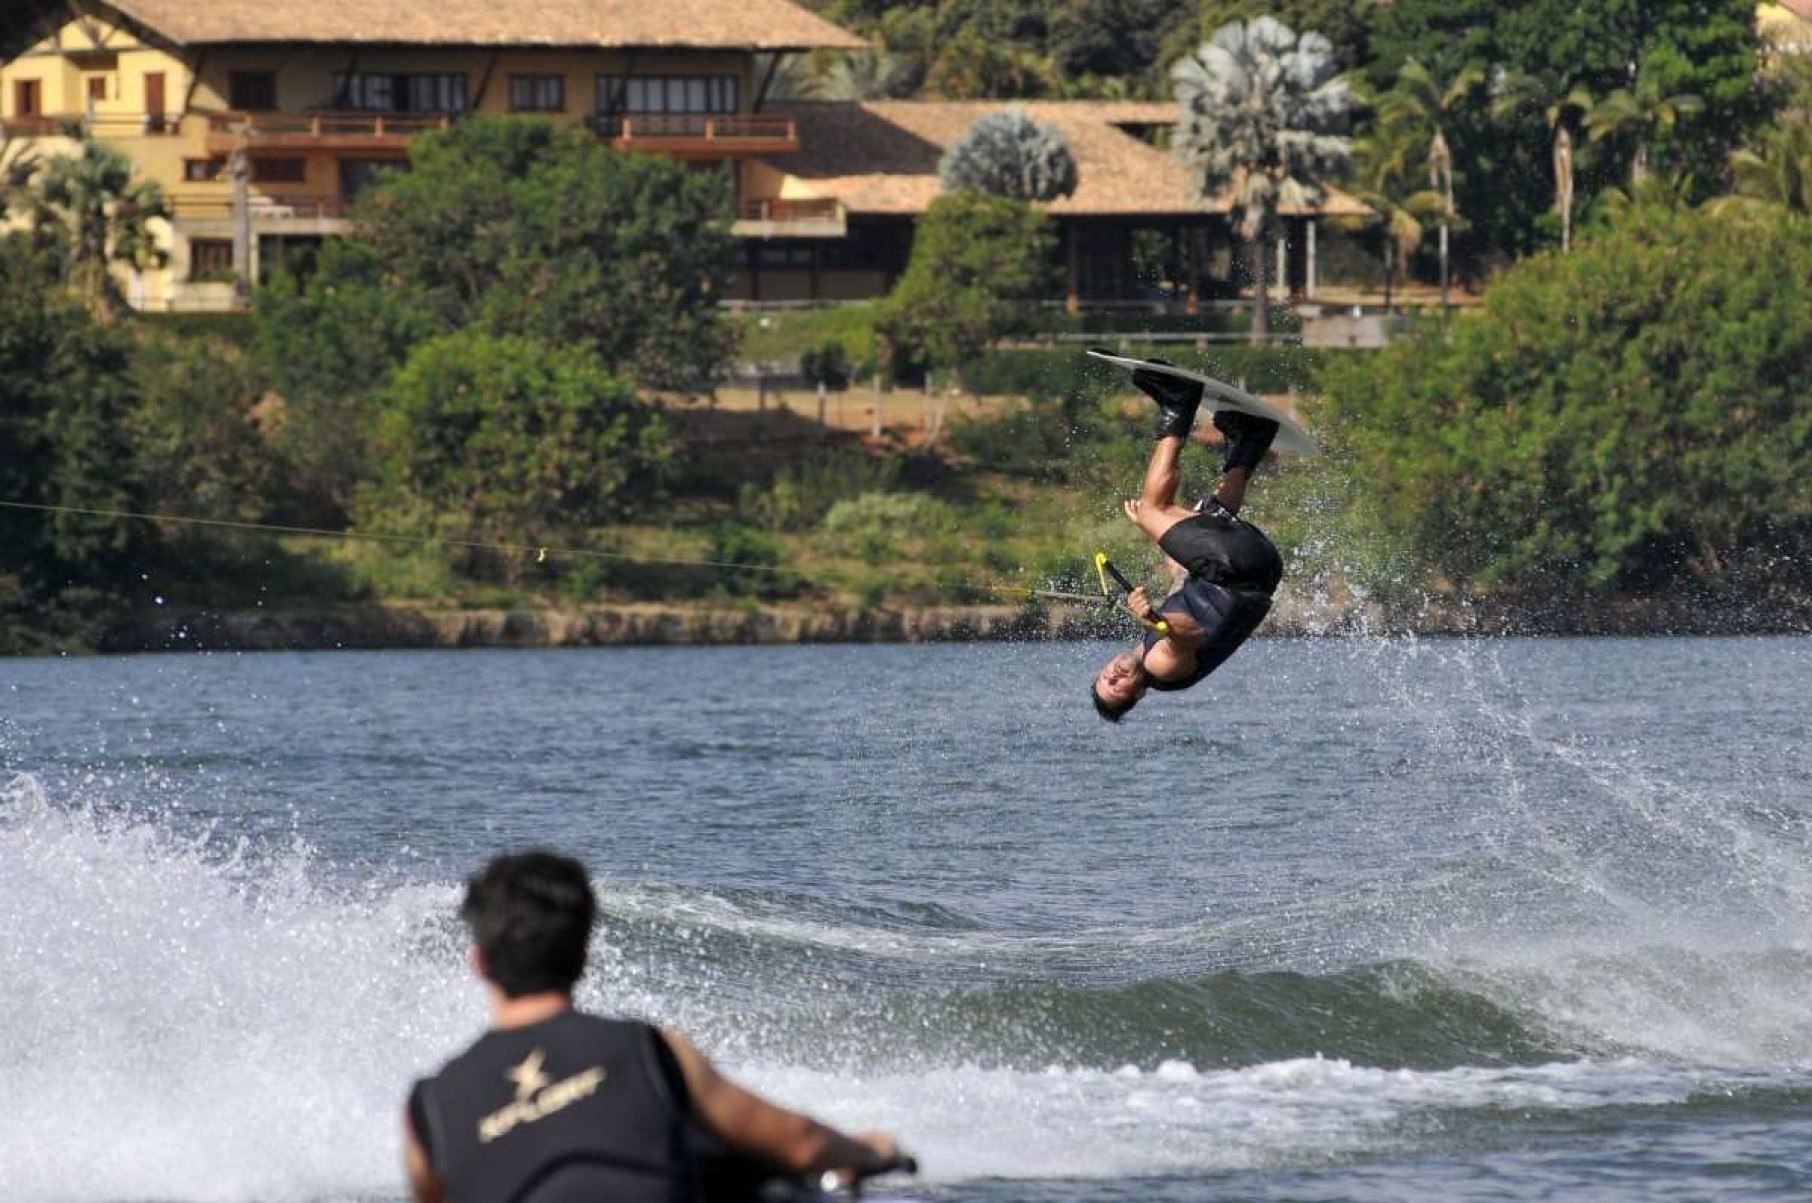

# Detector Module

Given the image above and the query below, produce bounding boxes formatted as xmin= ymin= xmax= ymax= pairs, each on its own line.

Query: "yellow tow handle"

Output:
xmin=1095 ymin=552 xmax=1169 ymax=635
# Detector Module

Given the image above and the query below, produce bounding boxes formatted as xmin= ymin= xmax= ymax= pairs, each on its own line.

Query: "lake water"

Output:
xmin=3 ymin=637 xmax=1810 ymax=1201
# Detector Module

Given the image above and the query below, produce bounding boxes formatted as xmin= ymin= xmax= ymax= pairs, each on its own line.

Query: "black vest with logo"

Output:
xmin=412 ymin=1011 xmax=693 ymax=1203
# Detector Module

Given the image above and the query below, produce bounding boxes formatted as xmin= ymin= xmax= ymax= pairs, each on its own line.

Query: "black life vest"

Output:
xmin=412 ymin=1011 xmax=694 ymax=1203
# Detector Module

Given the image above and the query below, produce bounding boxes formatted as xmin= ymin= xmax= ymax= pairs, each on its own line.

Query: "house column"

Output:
xmin=1275 ymin=232 xmax=1286 ymax=294
xmin=1065 ymin=222 xmax=1080 ymax=315
xmin=1307 ymin=219 xmax=1317 ymax=299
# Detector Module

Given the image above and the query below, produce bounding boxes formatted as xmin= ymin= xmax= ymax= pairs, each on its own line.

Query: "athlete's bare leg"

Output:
xmin=1211 ymin=465 xmax=1252 ymax=515
xmin=1141 ymin=434 xmax=1188 ymax=510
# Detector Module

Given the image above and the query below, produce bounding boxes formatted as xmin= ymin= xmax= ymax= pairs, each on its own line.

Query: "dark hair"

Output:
xmin=1091 ymin=684 xmax=1136 ymax=722
xmin=460 ymin=850 xmax=597 ymax=998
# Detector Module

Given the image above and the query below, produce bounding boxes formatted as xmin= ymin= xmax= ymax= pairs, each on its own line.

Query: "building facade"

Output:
xmin=0 ymin=1 xmax=1369 ymax=313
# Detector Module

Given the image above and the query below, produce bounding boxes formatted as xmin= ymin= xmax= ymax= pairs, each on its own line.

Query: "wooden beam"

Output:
xmin=752 ymin=53 xmax=784 ymax=113
xmin=471 ymin=49 xmax=499 ymax=110
xmin=180 ymin=45 xmax=207 ymax=113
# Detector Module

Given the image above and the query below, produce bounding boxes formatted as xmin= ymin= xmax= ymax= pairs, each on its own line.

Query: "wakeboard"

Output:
xmin=1085 ymin=349 xmax=1318 ymax=455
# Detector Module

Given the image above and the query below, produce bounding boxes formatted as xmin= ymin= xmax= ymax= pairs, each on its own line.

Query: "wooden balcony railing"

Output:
xmin=168 ymin=194 xmax=352 ymax=221
xmin=206 ymin=111 xmax=454 ymax=143
xmin=736 ymin=198 xmax=843 ymax=224
xmin=593 ymin=114 xmax=797 ymax=146
xmin=1 ymin=113 xmax=182 ymax=138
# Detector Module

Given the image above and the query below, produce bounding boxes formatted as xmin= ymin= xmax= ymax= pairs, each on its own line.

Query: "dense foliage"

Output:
xmin=875 ymin=191 xmax=1057 ymax=381
xmin=1316 ymin=205 xmax=1812 ymax=600
xmin=362 ymin=330 xmax=669 ymax=550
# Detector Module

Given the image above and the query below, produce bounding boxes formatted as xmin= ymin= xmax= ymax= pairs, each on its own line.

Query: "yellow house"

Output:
xmin=0 ymin=0 xmax=863 ymax=310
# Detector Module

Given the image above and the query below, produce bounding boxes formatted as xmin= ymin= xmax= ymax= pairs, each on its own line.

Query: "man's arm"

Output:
xmin=402 ymin=1113 xmax=448 ymax=1203
xmin=661 ymin=1028 xmax=898 ymax=1178
xmin=1125 ymin=586 xmax=1203 ymax=649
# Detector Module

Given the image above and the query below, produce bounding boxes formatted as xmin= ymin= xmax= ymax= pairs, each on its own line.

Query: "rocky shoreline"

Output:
xmin=101 ymin=588 xmax=1811 ymax=653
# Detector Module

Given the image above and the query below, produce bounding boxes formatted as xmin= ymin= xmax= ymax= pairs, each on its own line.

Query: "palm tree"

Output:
xmin=1346 ymin=121 xmax=1439 ymax=312
xmin=1586 ymin=83 xmax=1703 ymax=186
xmin=31 ymin=139 xmax=167 ymax=321
xmin=1377 ymin=58 xmax=1482 ymax=306
xmin=1172 ymin=17 xmax=1353 ymax=344
xmin=939 ymin=108 xmax=1080 ymax=202
xmin=1491 ymin=70 xmax=1594 ymax=252
xmin=1705 ymin=122 xmax=1812 ymax=216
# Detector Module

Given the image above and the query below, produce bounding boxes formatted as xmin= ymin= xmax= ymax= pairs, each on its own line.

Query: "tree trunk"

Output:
xmin=1247 ymin=234 xmax=1268 ymax=346
xmin=1438 ymin=220 xmax=1450 ymax=308
xmin=1554 ymin=124 xmax=1575 ymax=253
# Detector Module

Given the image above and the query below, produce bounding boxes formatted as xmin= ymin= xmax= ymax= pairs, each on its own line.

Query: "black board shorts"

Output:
xmin=1157 ymin=510 xmax=1283 ymax=595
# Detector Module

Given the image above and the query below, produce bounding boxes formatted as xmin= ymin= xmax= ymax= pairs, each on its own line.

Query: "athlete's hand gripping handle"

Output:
xmin=1094 ymin=553 xmax=1169 ymax=635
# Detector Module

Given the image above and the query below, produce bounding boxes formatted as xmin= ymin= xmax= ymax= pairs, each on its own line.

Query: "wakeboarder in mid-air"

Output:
xmin=1088 ymin=356 xmax=1286 ymax=721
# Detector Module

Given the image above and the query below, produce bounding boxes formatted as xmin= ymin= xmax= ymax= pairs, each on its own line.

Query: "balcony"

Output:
xmin=1 ymin=113 xmax=183 ymax=139
xmin=594 ymin=114 xmax=799 ymax=156
xmin=205 ymin=111 xmax=451 ymax=153
xmin=732 ymin=197 xmax=846 ymax=240
xmin=166 ymin=192 xmax=352 ymax=229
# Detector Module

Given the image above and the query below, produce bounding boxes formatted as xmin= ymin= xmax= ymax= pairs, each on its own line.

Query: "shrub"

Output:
xmin=1316 ymin=205 xmax=1812 ymax=599
xmin=361 ymin=330 xmax=670 ymax=553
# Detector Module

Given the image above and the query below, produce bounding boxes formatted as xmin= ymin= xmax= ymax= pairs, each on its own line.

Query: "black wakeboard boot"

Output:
xmin=1130 ymin=362 xmax=1203 ymax=440
xmin=1213 ymin=408 xmax=1280 ymax=474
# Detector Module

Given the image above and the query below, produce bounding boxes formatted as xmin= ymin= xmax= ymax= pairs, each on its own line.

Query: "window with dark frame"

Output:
xmin=509 ymin=74 xmax=565 ymax=112
xmin=595 ymin=74 xmax=739 ymax=115
xmin=335 ymin=72 xmax=469 ymax=113
xmin=250 ymin=157 xmax=306 ymax=183
xmin=228 ymin=71 xmax=278 ymax=111
xmin=14 ymin=79 xmax=41 ymax=116
xmin=188 ymin=238 xmax=234 ymax=282
xmin=87 ymin=76 xmax=107 ymax=102
xmin=183 ymin=157 xmax=225 ymax=182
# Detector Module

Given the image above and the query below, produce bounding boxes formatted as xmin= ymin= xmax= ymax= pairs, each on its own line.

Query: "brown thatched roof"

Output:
xmin=102 ymin=0 xmax=866 ymax=51
xmin=764 ymin=101 xmax=1372 ymax=220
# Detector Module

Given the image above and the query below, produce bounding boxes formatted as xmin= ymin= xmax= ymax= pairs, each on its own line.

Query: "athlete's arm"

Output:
xmin=402 ymin=1113 xmax=448 ymax=1203
xmin=660 ymin=1028 xmax=898 ymax=1177
xmin=1126 ymin=587 xmax=1204 ymax=648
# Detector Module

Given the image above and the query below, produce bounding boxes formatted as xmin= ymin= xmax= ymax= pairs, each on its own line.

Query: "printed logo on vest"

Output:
xmin=477 ymin=1049 xmax=608 ymax=1144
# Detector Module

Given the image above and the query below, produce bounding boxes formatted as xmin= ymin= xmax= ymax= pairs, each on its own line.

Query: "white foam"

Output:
xmin=0 ymin=776 xmax=479 ymax=1202
xmin=733 ymin=1054 xmax=1794 ymax=1182
xmin=6 ymin=772 xmax=1812 ymax=1201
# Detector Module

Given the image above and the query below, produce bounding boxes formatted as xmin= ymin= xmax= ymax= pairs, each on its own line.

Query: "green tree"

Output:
xmin=1376 ymin=58 xmax=1484 ymax=304
xmin=253 ymin=238 xmax=438 ymax=520
xmin=29 ymin=139 xmax=167 ymax=321
xmin=1316 ymin=206 xmax=1812 ymax=601
xmin=1706 ymin=121 xmax=1812 ymax=216
xmin=1345 ymin=121 xmax=1436 ymax=311
xmin=363 ymin=330 xmax=671 ymax=554
xmin=0 ymin=237 xmax=150 ymax=648
xmin=1371 ymin=0 xmax=1765 ymax=255
xmin=938 ymin=108 xmax=1079 ymax=201
xmin=1489 ymin=70 xmax=1596 ymax=252
xmin=1171 ymin=16 xmax=1353 ymax=343
xmin=1586 ymin=81 xmax=1704 ymax=185
xmin=876 ymin=191 xmax=1056 ymax=386
xmin=127 ymin=331 xmax=277 ymax=524
xmin=1048 ymin=0 xmax=1195 ymax=83
xmin=925 ymin=27 xmax=1059 ymax=98
xmin=351 ymin=116 xmax=737 ymax=390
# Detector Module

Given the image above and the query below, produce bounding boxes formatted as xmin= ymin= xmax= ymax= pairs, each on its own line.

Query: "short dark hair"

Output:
xmin=460 ymin=850 xmax=596 ymax=998
xmin=1091 ymin=684 xmax=1136 ymax=722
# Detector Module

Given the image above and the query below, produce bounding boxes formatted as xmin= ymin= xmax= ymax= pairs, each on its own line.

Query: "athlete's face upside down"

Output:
xmin=1092 ymin=647 xmax=1148 ymax=720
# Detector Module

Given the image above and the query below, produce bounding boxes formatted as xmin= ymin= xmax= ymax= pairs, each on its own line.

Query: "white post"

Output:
xmin=1275 ymin=234 xmax=1286 ymax=293
xmin=1307 ymin=220 xmax=1318 ymax=299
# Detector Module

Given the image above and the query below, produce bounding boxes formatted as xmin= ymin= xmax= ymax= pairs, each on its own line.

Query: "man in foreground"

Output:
xmin=1090 ymin=367 xmax=1284 ymax=721
xmin=405 ymin=850 xmax=905 ymax=1203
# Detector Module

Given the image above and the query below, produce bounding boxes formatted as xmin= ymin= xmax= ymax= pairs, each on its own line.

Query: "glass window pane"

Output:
xmin=686 ymin=79 xmax=706 ymax=112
